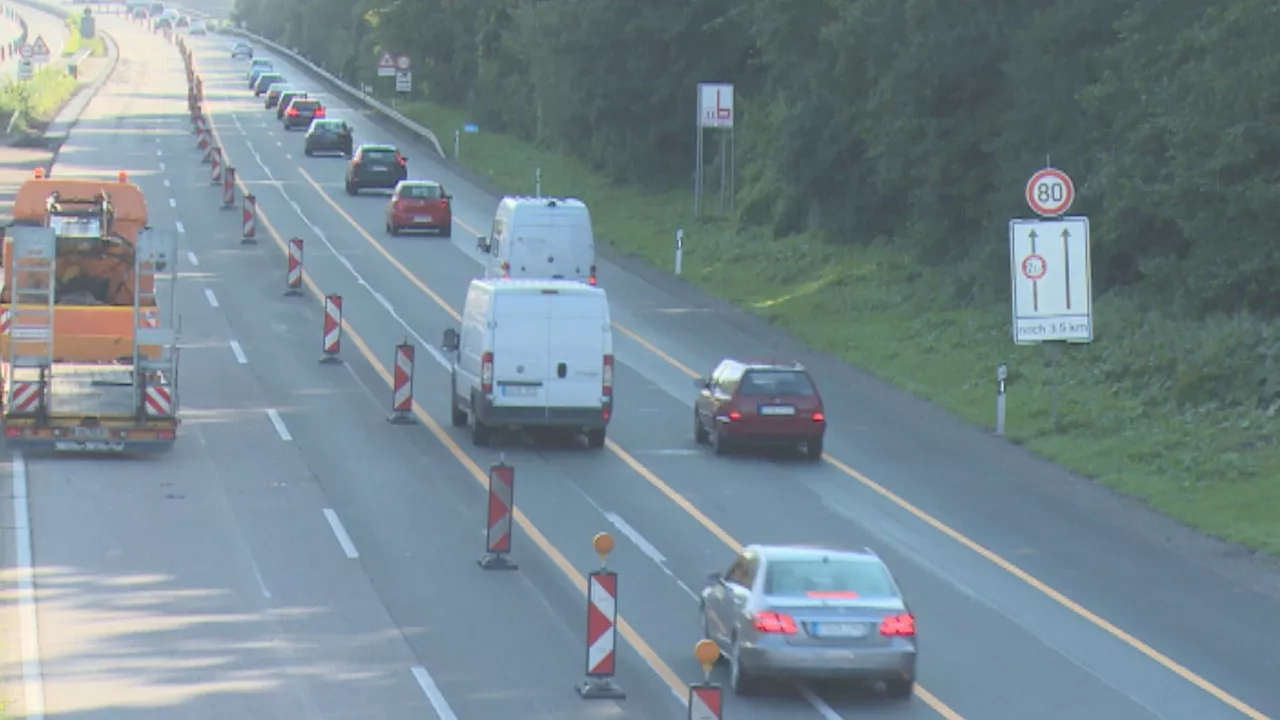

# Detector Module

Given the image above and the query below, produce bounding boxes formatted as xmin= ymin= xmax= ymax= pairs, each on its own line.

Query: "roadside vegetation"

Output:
xmin=230 ymin=0 xmax=1280 ymax=556
xmin=0 ymin=66 xmax=78 ymax=135
xmin=61 ymin=14 xmax=105 ymax=57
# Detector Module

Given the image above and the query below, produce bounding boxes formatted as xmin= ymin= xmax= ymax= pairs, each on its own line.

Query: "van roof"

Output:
xmin=472 ymin=278 xmax=604 ymax=295
xmin=499 ymin=196 xmax=587 ymax=210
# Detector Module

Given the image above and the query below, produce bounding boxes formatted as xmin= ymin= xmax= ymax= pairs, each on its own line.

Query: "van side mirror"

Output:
xmin=441 ymin=328 xmax=459 ymax=352
xmin=706 ymin=571 xmax=723 ymax=585
xmin=476 ymin=235 xmax=490 ymax=252
xmin=694 ymin=377 xmax=710 ymax=390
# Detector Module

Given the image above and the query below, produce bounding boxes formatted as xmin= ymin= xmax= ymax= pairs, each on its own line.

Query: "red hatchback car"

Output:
xmin=694 ymin=360 xmax=827 ymax=460
xmin=385 ymin=180 xmax=452 ymax=237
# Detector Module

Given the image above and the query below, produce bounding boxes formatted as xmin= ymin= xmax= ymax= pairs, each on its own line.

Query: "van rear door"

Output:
xmin=546 ymin=293 xmax=606 ymax=409
xmin=491 ymin=292 xmax=550 ymax=408
xmin=556 ymin=210 xmax=594 ymax=282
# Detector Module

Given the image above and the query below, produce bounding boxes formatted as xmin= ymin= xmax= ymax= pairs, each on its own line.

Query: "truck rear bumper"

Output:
xmin=477 ymin=401 xmax=611 ymax=430
xmin=3 ymin=424 xmax=178 ymax=455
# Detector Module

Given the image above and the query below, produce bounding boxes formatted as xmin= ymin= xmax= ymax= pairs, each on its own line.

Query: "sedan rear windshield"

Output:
xmin=738 ymin=370 xmax=816 ymax=397
xmin=765 ymin=559 xmax=896 ymax=599
xmin=363 ymin=150 xmax=398 ymax=162
xmin=291 ymin=100 xmax=319 ymax=111
xmin=400 ymin=185 xmax=443 ymax=199
xmin=314 ymin=121 xmax=346 ymax=132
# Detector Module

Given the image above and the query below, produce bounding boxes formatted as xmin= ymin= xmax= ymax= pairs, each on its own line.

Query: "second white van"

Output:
xmin=441 ymin=278 xmax=613 ymax=448
xmin=476 ymin=196 xmax=597 ymax=285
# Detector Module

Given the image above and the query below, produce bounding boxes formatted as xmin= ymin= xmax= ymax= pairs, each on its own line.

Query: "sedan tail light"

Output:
xmin=754 ymin=611 xmax=798 ymax=634
xmin=314 ymin=108 xmax=326 ymax=117
xmin=727 ymin=410 xmax=742 ymax=421
xmin=287 ymin=107 xmax=299 ymax=117
xmin=397 ymin=156 xmax=407 ymax=167
xmin=880 ymin=613 xmax=915 ymax=637
xmin=812 ymin=412 xmax=825 ymax=422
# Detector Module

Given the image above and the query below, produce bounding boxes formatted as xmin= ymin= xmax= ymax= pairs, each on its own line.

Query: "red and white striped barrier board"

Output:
xmin=222 ymin=167 xmax=236 ymax=208
xmin=688 ymin=685 xmax=723 ymax=720
xmin=477 ymin=462 xmax=517 ymax=570
xmin=210 ymin=147 xmax=223 ymax=184
xmin=387 ymin=343 xmax=417 ymax=424
xmin=10 ymin=381 xmax=42 ymax=413
xmin=195 ymin=76 xmax=203 ymax=102
xmin=140 ymin=309 xmax=159 ymax=328
xmin=319 ymin=294 xmax=342 ymax=363
xmin=144 ymin=385 xmax=173 ymax=416
xmin=199 ymin=128 xmax=212 ymax=157
xmin=241 ymin=194 xmax=257 ymax=242
xmin=577 ymin=570 xmax=626 ymax=698
xmin=284 ymin=238 xmax=304 ymax=295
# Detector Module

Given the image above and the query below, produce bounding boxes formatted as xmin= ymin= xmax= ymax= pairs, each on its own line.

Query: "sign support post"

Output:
xmin=693 ymin=83 xmax=734 ymax=218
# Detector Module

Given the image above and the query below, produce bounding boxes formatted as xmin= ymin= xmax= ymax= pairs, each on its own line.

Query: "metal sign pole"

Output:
xmin=995 ymin=364 xmax=1007 ymax=436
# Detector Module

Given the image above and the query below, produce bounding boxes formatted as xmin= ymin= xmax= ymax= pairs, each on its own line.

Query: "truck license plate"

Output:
xmin=73 ymin=426 xmax=109 ymax=439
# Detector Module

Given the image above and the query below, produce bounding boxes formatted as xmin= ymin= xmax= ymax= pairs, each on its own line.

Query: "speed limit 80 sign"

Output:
xmin=1025 ymin=167 xmax=1075 ymax=217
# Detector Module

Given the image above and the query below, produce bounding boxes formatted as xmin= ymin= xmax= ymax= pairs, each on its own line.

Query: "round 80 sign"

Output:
xmin=1025 ymin=167 xmax=1075 ymax=217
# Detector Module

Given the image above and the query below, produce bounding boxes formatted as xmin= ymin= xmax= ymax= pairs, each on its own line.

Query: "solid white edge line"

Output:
xmin=322 ymin=509 xmax=359 ymax=559
xmin=228 ymin=339 xmax=248 ymax=364
xmin=187 ymin=251 xmax=199 ymax=266
xmin=13 ymin=452 xmax=47 ymax=720
xmin=265 ymin=408 xmax=292 ymax=441
xmin=204 ymin=288 xmax=219 ymax=307
xmin=175 ymin=220 xmax=185 ymax=233
xmin=411 ymin=666 xmax=459 ymax=720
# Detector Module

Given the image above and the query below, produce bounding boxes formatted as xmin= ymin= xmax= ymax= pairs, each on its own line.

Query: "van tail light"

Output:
xmin=589 ymin=265 xmax=598 ymax=286
xmin=287 ymin=107 xmax=299 ymax=117
xmin=501 ymin=261 xmax=511 ymax=278
xmin=812 ymin=412 xmax=825 ymax=422
xmin=880 ymin=613 xmax=915 ymax=637
xmin=480 ymin=352 xmax=494 ymax=394
xmin=727 ymin=410 xmax=742 ymax=421
xmin=754 ymin=611 xmax=798 ymax=634
xmin=602 ymin=355 xmax=613 ymax=397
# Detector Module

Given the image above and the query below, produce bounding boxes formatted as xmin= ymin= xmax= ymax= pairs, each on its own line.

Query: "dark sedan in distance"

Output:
xmin=276 ymin=90 xmax=307 ymax=119
xmin=345 ymin=144 xmax=407 ymax=194
xmin=303 ymin=119 xmax=354 ymax=157
xmin=282 ymin=98 xmax=325 ymax=130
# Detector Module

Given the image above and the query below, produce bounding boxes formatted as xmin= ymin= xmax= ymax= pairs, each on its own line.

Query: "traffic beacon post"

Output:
xmin=688 ymin=640 xmax=724 ymax=720
xmin=995 ymin=363 xmax=1008 ymax=436
xmin=477 ymin=458 xmax=517 ymax=570
xmin=319 ymin=295 xmax=343 ymax=363
xmin=284 ymin=238 xmax=304 ymax=296
xmin=577 ymin=532 xmax=625 ymax=699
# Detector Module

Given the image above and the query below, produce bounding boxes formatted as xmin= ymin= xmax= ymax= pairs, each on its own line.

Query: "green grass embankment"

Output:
xmin=61 ymin=15 xmax=105 ymax=57
xmin=393 ymin=98 xmax=1280 ymax=557
xmin=0 ymin=66 xmax=78 ymax=135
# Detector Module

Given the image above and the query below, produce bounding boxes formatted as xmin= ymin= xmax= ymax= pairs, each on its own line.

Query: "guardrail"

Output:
xmin=201 ymin=21 xmax=445 ymax=158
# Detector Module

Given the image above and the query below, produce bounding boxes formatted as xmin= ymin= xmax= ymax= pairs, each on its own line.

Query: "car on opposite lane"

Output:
xmin=303 ymin=118 xmax=354 ymax=157
xmin=694 ymin=359 xmax=827 ymax=459
xmin=231 ymin=41 xmax=252 ymax=59
xmin=253 ymin=72 xmax=284 ymax=95
xmin=247 ymin=58 xmax=272 ymax=80
xmin=189 ymin=19 xmax=207 ymax=34
xmin=282 ymin=97 xmax=325 ymax=130
xmin=386 ymin=181 xmax=452 ymax=236
xmin=345 ymin=144 xmax=407 ymax=194
xmin=276 ymin=90 xmax=307 ymax=119
xmin=264 ymin=82 xmax=293 ymax=108
xmin=700 ymin=544 xmax=917 ymax=697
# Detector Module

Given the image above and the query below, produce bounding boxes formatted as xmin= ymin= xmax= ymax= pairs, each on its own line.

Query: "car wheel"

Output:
xmin=694 ymin=411 xmax=709 ymax=445
xmin=711 ymin=424 xmax=730 ymax=456
xmin=304 ymin=147 xmax=314 ymax=156
xmin=387 ymin=223 xmax=399 ymax=236
xmin=805 ymin=435 xmax=823 ymax=461
xmin=884 ymin=679 xmax=914 ymax=699
xmin=584 ymin=429 xmax=605 ymax=449
xmin=450 ymin=375 xmax=468 ymax=427
xmin=441 ymin=225 xmax=452 ymax=238
xmin=470 ymin=397 xmax=491 ymax=447
xmin=345 ymin=182 xmax=357 ymax=196
xmin=728 ymin=636 xmax=755 ymax=695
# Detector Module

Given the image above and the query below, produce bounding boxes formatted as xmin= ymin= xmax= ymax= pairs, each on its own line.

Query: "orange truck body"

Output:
xmin=0 ymin=174 xmax=159 ymax=362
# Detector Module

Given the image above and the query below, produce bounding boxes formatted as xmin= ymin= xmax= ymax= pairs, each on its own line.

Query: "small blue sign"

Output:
xmin=463 ymin=124 xmax=479 ymax=134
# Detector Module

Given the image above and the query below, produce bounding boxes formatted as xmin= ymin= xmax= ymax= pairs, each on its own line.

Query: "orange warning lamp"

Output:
xmin=32 ymin=167 xmax=44 ymax=179
xmin=118 ymin=171 xmax=128 ymax=183
xmin=592 ymin=532 xmax=614 ymax=568
xmin=694 ymin=640 xmax=720 ymax=679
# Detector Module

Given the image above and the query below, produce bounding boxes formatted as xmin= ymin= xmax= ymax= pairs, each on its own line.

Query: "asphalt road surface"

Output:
xmin=4 ymin=12 xmax=1280 ymax=720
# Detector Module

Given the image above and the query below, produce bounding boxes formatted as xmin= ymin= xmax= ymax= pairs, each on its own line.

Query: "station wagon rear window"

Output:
xmin=738 ymin=370 xmax=816 ymax=396
xmin=765 ymin=559 xmax=896 ymax=599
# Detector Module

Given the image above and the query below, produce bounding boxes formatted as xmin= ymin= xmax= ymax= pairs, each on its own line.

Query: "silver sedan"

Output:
xmin=699 ymin=544 xmax=917 ymax=696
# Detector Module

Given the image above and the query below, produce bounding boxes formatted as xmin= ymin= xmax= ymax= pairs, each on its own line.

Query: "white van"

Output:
xmin=441 ymin=279 xmax=613 ymax=448
xmin=476 ymin=197 xmax=597 ymax=285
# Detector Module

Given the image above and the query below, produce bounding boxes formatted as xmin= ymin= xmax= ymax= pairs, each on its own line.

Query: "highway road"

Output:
xmin=1 ymin=16 xmax=678 ymax=719
xmin=176 ymin=28 xmax=1280 ymax=720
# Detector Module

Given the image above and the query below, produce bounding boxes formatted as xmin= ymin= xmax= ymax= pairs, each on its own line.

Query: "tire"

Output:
xmin=728 ymin=637 xmax=755 ymax=695
xmin=584 ymin=429 xmax=605 ymax=449
xmin=345 ymin=182 xmax=357 ymax=196
xmin=387 ymin=222 xmax=399 ymax=236
xmin=305 ymin=148 xmax=314 ymax=156
xmin=884 ymin=679 xmax=914 ymax=699
xmin=470 ymin=398 xmax=491 ymax=447
xmin=694 ymin=411 xmax=709 ymax=444
xmin=805 ymin=435 xmax=824 ymax=461
xmin=441 ymin=225 xmax=452 ymax=238
xmin=711 ymin=425 xmax=730 ymax=456
xmin=449 ymin=374 xmax=468 ymax=427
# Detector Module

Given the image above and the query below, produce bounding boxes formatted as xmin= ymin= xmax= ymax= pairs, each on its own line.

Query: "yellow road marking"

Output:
xmin=206 ymin=112 xmax=689 ymax=703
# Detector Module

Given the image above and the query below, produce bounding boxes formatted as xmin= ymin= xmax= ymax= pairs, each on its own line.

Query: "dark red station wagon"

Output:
xmin=694 ymin=360 xmax=827 ymax=460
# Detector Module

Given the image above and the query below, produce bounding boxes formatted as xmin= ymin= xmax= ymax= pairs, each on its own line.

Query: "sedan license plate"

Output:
xmin=759 ymin=405 xmax=796 ymax=416
xmin=370 ymin=165 xmax=388 ymax=171
xmin=815 ymin=622 xmax=868 ymax=638
xmin=501 ymin=385 xmax=538 ymax=397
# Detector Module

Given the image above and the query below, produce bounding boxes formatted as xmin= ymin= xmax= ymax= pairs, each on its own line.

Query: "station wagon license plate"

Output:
xmin=815 ymin=622 xmax=868 ymax=638
xmin=759 ymin=405 xmax=796 ymax=416
xmin=501 ymin=385 xmax=537 ymax=397
xmin=413 ymin=216 xmax=432 ymax=223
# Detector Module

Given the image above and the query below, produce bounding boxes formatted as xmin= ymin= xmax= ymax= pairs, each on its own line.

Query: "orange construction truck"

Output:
xmin=0 ymin=169 xmax=179 ymax=453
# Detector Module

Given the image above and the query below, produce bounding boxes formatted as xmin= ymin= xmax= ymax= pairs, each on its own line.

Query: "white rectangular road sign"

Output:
xmin=697 ymin=82 xmax=733 ymax=129
xmin=17 ymin=58 xmax=33 ymax=79
xmin=395 ymin=70 xmax=411 ymax=93
xmin=1009 ymin=216 xmax=1092 ymax=344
